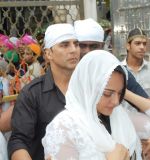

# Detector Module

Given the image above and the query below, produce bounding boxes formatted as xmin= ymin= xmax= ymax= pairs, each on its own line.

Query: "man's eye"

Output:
xmin=90 ymin=44 xmax=99 ymax=49
xmin=135 ymin=42 xmax=140 ymax=45
xmin=60 ymin=44 xmax=68 ymax=47
xmin=74 ymin=42 xmax=79 ymax=47
xmin=79 ymin=44 xmax=86 ymax=48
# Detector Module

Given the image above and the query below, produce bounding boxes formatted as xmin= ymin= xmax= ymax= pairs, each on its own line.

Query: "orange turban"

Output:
xmin=27 ymin=43 xmax=41 ymax=56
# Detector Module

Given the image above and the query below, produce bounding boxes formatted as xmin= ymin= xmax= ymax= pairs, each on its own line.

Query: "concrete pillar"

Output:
xmin=83 ymin=0 xmax=97 ymax=21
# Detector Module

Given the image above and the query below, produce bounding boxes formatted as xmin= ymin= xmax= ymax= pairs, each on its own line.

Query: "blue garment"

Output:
xmin=127 ymin=70 xmax=149 ymax=98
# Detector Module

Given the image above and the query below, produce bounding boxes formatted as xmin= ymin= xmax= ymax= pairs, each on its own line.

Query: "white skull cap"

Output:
xmin=44 ymin=23 xmax=77 ymax=49
xmin=74 ymin=18 xmax=104 ymax=42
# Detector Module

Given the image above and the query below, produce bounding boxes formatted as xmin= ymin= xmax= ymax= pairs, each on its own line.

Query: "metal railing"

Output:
xmin=0 ymin=0 xmax=84 ymax=103
xmin=0 ymin=0 xmax=84 ymax=37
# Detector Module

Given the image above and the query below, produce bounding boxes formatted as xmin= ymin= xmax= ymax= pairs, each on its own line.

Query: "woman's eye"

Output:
xmin=103 ymin=91 xmax=113 ymax=97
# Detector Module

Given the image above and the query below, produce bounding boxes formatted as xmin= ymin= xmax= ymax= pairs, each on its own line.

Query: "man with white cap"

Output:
xmin=74 ymin=18 xmax=104 ymax=58
xmin=8 ymin=23 xmax=80 ymax=160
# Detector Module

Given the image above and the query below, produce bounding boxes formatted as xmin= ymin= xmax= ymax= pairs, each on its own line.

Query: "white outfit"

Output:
xmin=0 ymin=131 xmax=8 ymax=160
xmin=21 ymin=61 xmax=43 ymax=88
xmin=122 ymin=58 xmax=150 ymax=139
xmin=126 ymin=109 xmax=150 ymax=139
xmin=0 ymin=77 xmax=12 ymax=141
xmin=42 ymin=50 xmax=142 ymax=160
xmin=122 ymin=58 xmax=150 ymax=96
xmin=0 ymin=77 xmax=9 ymax=155
xmin=0 ymin=77 xmax=10 ymax=111
xmin=122 ymin=101 xmax=150 ymax=139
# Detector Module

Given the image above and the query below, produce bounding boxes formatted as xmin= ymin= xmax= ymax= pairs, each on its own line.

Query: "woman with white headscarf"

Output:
xmin=42 ymin=50 xmax=142 ymax=160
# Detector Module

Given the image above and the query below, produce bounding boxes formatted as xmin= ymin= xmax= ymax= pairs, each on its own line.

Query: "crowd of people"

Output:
xmin=0 ymin=18 xmax=150 ymax=160
xmin=0 ymin=32 xmax=46 ymax=160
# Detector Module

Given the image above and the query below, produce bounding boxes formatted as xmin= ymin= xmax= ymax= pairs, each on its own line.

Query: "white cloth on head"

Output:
xmin=74 ymin=18 xmax=104 ymax=42
xmin=44 ymin=23 xmax=77 ymax=49
xmin=9 ymin=37 xmax=19 ymax=47
xmin=65 ymin=50 xmax=140 ymax=156
xmin=42 ymin=50 xmax=142 ymax=160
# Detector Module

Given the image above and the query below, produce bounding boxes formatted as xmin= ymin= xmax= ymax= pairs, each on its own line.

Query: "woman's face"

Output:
xmin=97 ymin=71 xmax=124 ymax=116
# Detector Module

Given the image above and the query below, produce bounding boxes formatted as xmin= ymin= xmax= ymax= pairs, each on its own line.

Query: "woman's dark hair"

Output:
xmin=98 ymin=65 xmax=127 ymax=134
xmin=114 ymin=65 xmax=127 ymax=103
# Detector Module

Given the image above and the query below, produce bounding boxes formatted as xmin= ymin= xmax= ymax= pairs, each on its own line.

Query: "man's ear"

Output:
xmin=101 ymin=42 xmax=105 ymax=49
xmin=126 ymin=43 xmax=130 ymax=51
xmin=44 ymin=48 xmax=53 ymax=60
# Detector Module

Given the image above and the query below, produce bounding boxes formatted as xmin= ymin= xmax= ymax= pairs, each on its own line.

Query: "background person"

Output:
xmin=122 ymin=27 xmax=150 ymax=96
xmin=122 ymin=27 xmax=150 ymax=159
xmin=20 ymin=43 xmax=44 ymax=88
xmin=74 ymin=18 xmax=104 ymax=59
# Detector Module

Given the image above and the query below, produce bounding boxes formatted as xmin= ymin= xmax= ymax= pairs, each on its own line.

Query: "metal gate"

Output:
xmin=110 ymin=0 xmax=150 ymax=60
xmin=0 ymin=0 xmax=84 ymax=102
xmin=0 ymin=0 xmax=84 ymax=37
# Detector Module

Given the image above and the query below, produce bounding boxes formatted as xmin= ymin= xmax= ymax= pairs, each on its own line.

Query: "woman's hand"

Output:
xmin=106 ymin=143 xmax=130 ymax=160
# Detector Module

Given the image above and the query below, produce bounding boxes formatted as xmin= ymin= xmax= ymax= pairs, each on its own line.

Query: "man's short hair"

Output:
xmin=127 ymin=28 xmax=147 ymax=43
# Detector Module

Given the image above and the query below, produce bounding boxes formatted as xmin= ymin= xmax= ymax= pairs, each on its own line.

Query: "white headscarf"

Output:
xmin=65 ymin=50 xmax=141 ymax=158
xmin=44 ymin=23 xmax=77 ymax=49
xmin=74 ymin=18 xmax=104 ymax=42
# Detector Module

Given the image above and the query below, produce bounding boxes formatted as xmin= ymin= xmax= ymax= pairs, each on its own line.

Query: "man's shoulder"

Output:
xmin=121 ymin=58 xmax=127 ymax=66
xmin=145 ymin=60 xmax=150 ymax=67
xmin=22 ymin=74 xmax=45 ymax=92
xmin=20 ymin=68 xmax=55 ymax=97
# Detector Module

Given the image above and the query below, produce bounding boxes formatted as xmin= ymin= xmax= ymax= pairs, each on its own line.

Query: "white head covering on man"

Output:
xmin=74 ymin=18 xmax=104 ymax=42
xmin=44 ymin=23 xmax=77 ymax=49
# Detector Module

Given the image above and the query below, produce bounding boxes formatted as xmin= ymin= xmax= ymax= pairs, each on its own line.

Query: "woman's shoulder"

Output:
xmin=50 ymin=110 xmax=75 ymax=128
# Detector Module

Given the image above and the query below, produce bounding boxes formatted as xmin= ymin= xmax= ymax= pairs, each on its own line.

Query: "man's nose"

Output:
xmin=70 ymin=43 xmax=79 ymax=53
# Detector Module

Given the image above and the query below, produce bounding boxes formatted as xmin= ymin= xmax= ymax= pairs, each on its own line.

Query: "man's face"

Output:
xmin=46 ymin=39 xmax=80 ymax=71
xmin=79 ymin=41 xmax=103 ymax=59
xmin=0 ymin=44 xmax=8 ymax=54
xmin=23 ymin=47 xmax=34 ymax=65
xmin=127 ymin=37 xmax=147 ymax=60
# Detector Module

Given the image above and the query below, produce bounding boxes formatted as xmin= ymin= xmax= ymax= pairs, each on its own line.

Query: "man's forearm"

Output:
xmin=11 ymin=149 xmax=32 ymax=160
xmin=125 ymin=89 xmax=150 ymax=112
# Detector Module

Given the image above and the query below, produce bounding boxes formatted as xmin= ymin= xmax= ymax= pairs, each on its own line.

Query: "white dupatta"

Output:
xmin=65 ymin=50 xmax=142 ymax=159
